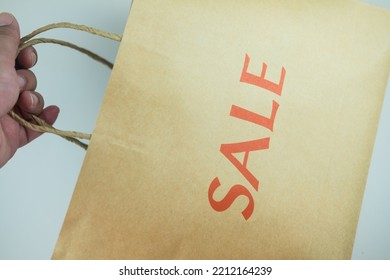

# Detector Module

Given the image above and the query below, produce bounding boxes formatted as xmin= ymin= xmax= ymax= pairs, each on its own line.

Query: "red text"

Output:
xmin=208 ymin=54 xmax=286 ymax=220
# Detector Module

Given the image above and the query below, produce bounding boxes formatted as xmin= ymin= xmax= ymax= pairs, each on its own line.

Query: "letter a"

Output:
xmin=220 ymin=137 xmax=270 ymax=191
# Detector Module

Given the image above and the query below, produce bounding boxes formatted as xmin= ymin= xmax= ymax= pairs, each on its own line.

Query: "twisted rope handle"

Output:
xmin=9 ymin=22 xmax=122 ymax=150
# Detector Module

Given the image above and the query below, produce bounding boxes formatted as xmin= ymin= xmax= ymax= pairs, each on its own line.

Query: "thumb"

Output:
xmin=0 ymin=12 xmax=21 ymax=117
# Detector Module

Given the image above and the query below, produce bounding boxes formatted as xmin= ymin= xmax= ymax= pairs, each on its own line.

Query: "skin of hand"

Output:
xmin=0 ymin=12 xmax=59 ymax=167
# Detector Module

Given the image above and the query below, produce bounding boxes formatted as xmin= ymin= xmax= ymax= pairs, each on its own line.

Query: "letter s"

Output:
xmin=208 ymin=177 xmax=254 ymax=220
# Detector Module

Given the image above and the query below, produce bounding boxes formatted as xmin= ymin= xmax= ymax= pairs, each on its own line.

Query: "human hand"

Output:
xmin=0 ymin=12 xmax=59 ymax=167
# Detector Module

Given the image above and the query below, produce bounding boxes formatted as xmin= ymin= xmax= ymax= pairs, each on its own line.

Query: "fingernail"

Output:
xmin=30 ymin=93 xmax=38 ymax=107
xmin=30 ymin=51 xmax=37 ymax=66
xmin=0 ymin=12 xmax=14 ymax=27
xmin=17 ymin=74 xmax=26 ymax=90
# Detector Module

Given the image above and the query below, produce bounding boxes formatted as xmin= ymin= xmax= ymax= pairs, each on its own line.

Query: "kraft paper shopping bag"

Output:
xmin=53 ymin=0 xmax=390 ymax=259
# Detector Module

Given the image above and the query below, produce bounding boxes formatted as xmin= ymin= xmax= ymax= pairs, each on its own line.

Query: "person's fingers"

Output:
xmin=0 ymin=12 xmax=21 ymax=117
xmin=16 ymin=91 xmax=44 ymax=115
xmin=0 ymin=13 xmax=20 ymax=60
xmin=24 ymin=105 xmax=60 ymax=143
xmin=16 ymin=46 xmax=38 ymax=69
xmin=16 ymin=69 xmax=37 ymax=92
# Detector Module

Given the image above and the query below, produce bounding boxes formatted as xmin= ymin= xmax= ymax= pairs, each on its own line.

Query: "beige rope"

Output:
xmin=8 ymin=22 xmax=122 ymax=150
xmin=19 ymin=38 xmax=114 ymax=69
xmin=20 ymin=22 xmax=122 ymax=44
xmin=9 ymin=111 xmax=89 ymax=150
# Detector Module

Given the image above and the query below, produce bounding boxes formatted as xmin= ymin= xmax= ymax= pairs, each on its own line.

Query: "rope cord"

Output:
xmin=9 ymin=22 xmax=122 ymax=150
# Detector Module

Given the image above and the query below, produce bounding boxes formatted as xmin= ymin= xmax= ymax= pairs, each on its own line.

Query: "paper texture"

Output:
xmin=53 ymin=0 xmax=390 ymax=259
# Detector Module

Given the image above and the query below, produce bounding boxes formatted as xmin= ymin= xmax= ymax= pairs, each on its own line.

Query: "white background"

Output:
xmin=0 ymin=0 xmax=389 ymax=259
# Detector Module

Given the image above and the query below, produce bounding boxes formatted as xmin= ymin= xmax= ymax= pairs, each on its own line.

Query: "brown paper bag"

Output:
xmin=53 ymin=0 xmax=390 ymax=259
